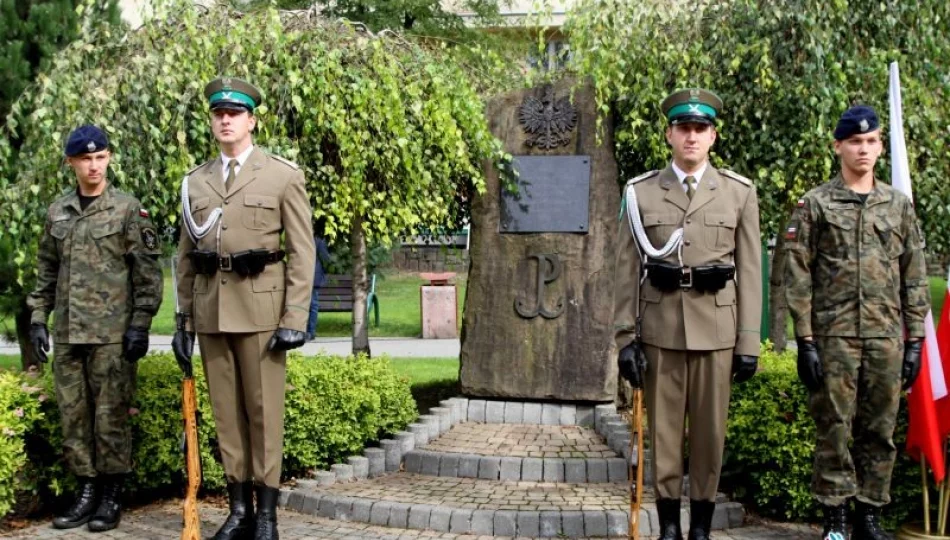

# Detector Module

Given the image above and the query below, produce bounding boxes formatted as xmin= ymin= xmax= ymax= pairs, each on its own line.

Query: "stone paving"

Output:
xmin=303 ymin=473 xmax=635 ymax=511
xmin=424 ymin=423 xmax=616 ymax=459
xmin=0 ymin=500 xmax=820 ymax=539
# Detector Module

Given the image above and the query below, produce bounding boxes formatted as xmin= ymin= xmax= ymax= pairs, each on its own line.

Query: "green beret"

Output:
xmin=203 ymin=77 xmax=262 ymax=112
xmin=660 ymin=88 xmax=723 ymax=125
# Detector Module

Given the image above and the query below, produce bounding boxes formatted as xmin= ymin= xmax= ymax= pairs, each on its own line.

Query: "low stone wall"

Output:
xmin=389 ymin=246 xmax=469 ymax=273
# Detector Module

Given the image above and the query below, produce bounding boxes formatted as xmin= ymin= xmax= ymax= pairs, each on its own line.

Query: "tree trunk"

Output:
xmin=16 ymin=297 xmax=41 ymax=372
xmin=768 ymin=222 xmax=790 ymax=352
xmin=350 ymin=214 xmax=371 ymax=357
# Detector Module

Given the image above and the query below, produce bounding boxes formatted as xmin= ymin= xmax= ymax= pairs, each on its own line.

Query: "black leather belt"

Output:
xmin=218 ymin=250 xmax=285 ymax=272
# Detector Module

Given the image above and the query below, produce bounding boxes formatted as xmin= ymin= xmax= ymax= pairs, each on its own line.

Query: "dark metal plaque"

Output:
xmin=499 ymin=155 xmax=591 ymax=234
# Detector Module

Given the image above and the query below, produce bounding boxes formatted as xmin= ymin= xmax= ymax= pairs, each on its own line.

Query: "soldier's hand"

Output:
xmin=618 ymin=342 xmax=647 ymax=389
xmin=122 ymin=326 xmax=149 ymax=363
xmin=267 ymin=328 xmax=307 ymax=352
xmin=901 ymin=340 xmax=923 ymax=391
xmin=172 ymin=314 xmax=195 ymax=377
xmin=29 ymin=324 xmax=50 ymax=365
xmin=731 ymin=355 xmax=757 ymax=384
xmin=796 ymin=339 xmax=823 ymax=392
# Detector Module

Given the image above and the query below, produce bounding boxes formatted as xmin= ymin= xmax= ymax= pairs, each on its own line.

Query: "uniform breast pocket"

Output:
xmin=642 ymin=213 xmax=680 ymax=248
xmin=704 ymin=212 xmax=737 ymax=250
xmin=190 ymin=197 xmax=211 ymax=225
xmin=91 ymin=222 xmax=125 ymax=262
xmin=242 ymin=194 xmax=279 ymax=230
xmin=873 ymin=218 xmax=904 ymax=259
xmin=819 ymin=209 xmax=857 ymax=254
xmin=50 ymin=222 xmax=71 ymax=250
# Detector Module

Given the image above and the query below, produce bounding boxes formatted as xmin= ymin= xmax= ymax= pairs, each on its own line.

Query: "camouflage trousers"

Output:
xmin=809 ymin=336 xmax=902 ymax=507
xmin=53 ymin=343 xmax=137 ymax=477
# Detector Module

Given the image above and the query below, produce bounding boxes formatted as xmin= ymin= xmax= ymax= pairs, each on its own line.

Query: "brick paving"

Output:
xmin=423 ymin=423 xmax=617 ymax=459
xmin=307 ymin=473 xmax=635 ymax=511
xmin=0 ymin=500 xmax=819 ymax=539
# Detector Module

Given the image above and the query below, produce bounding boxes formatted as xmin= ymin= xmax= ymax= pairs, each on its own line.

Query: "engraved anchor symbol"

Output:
xmin=515 ymin=254 xmax=565 ymax=319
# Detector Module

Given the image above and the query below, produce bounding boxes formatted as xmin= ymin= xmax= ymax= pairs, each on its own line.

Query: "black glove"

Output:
xmin=172 ymin=314 xmax=195 ymax=377
xmin=618 ymin=342 xmax=647 ymax=389
xmin=797 ymin=339 xmax=824 ymax=392
xmin=267 ymin=328 xmax=307 ymax=352
xmin=732 ymin=355 xmax=758 ymax=384
xmin=122 ymin=326 xmax=149 ymax=363
xmin=29 ymin=324 xmax=50 ymax=365
xmin=902 ymin=340 xmax=923 ymax=391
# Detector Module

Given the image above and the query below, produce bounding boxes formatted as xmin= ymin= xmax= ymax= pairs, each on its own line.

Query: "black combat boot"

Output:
xmin=821 ymin=503 xmax=849 ymax=540
xmin=853 ymin=500 xmax=893 ymax=540
xmin=212 ymin=482 xmax=255 ymax=540
xmin=87 ymin=473 xmax=124 ymax=532
xmin=254 ymin=485 xmax=279 ymax=540
xmin=687 ymin=500 xmax=715 ymax=540
xmin=52 ymin=476 xmax=99 ymax=529
xmin=656 ymin=498 xmax=683 ymax=540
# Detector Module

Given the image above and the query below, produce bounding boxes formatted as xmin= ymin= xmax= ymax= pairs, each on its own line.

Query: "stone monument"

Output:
xmin=459 ymin=79 xmax=620 ymax=401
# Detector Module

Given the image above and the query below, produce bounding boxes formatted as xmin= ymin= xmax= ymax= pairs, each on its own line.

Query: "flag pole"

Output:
xmin=923 ymin=457 xmax=932 ymax=533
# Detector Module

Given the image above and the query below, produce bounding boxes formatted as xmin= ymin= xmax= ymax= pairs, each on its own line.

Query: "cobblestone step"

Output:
xmin=280 ymin=472 xmax=743 ymax=537
xmin=403 ymin=421 xmax=654 ymax=484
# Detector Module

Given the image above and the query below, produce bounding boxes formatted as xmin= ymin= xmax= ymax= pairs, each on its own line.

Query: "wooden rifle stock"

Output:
xmin=181 ymin=376 xmax=201 ymax=540
xmin=628 ymin=388 xmax=644 ymax=540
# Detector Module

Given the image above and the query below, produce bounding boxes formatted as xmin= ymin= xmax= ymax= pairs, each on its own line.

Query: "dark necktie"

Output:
xmin=685 ymin=175 xmax=696 ymax=200
xmin=225 ymin=160 xmax=237 ymax=192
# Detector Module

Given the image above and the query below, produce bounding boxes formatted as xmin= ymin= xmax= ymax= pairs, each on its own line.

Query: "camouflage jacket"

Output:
xmin=784 ymin=174 xmax=929 ymax=338
xmin=28 ymin=184 xmax=164 ymax=344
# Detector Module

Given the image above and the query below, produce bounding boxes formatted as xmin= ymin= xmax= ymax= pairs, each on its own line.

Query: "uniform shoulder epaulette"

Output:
xmin=624 ymin=170 xmax=659 ymax=186
xmin=270 ymin=154 xmax=300 ymax=170
xmin=720 ymin=169 xmax=753 ymax=187
xmin=185 ymin=160 xmax=212 ymax=176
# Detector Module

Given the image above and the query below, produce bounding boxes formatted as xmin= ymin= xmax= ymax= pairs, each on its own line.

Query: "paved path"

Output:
xmin=0 ymin=336 xmax=461 ymax=358
xmin=0 ymin=500 xmax=818 ymax=539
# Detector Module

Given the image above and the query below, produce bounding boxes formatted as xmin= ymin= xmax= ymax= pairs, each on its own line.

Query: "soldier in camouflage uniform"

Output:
xmin=785 ymin=105 xmax=929 ymax=540
xmin=27 ymin=125 xmax=163 ymax=532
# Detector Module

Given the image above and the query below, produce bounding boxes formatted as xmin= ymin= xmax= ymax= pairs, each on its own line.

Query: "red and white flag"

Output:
xmin=934 ymin=267 xmax=950 ymax=440
xmin=889 ymin=62 xmax=947 ymax=483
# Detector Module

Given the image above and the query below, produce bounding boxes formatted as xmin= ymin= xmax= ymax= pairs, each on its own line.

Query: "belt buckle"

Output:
xmin=680 ymin=267 xmax=692 ymax=289
xmin=219 ymin=255 xmax=232 ymax=272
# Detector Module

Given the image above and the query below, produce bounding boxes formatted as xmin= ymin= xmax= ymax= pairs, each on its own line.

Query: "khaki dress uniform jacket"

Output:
xmin=176 ymin=147 xmax=315 ymax=487
xmin=613 ymin=164 xmax=762 ymax=501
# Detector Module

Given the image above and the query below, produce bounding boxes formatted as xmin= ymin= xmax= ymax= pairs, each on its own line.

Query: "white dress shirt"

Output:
xmin=220 ymin=145 xmax=255 ymax=184
xmin=671 ymin=161 xmax=708 ymax=192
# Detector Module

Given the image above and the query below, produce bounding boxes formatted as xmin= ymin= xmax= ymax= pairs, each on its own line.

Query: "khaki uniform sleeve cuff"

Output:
xmin=735 ymin=332 xmax=761 ymax=357
xmin=279 ymin=305 xmax=309 ymax=332
xmin=30 ymin=312 xmax=48 ymax=326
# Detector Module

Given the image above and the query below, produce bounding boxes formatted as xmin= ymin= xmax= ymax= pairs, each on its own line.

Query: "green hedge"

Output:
xmin=724 ymin=344 xmax=930 ymax=527
xmin=0 ymin=352 xmax=416 ymax=517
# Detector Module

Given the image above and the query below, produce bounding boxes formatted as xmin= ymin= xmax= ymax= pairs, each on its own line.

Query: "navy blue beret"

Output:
xmin=64 ymin=125 xmax=110 ymax=157
xmin=834 ymin=105 xmax=880 ymax=140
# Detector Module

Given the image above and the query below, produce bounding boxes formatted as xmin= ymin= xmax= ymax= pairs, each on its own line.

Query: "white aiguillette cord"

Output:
xmin=624 ymin=183 xmax=684 ymax=269
xmin=180 ymin=176 xmax=223 ymax=250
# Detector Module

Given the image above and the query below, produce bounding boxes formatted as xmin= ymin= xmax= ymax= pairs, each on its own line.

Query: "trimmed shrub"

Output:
xmin=0 ymin=352 xmax=416 ymax=515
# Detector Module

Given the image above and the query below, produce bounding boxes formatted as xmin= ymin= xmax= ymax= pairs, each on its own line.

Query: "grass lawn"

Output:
xmin=149 ymin=270 xmax=467 ymax=337
xmin=0 ymin=355 xmax=20 ymax=371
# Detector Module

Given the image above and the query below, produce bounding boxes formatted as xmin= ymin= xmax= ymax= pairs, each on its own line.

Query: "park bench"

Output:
xmin=318 ymin=274 xmax=380 ymax=326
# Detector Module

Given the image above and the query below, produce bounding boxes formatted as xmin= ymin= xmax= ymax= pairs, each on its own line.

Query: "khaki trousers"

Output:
xmin=643 ymin=345 xmax=733 ymax=501
xmin=198 ymin=332 xmax=287 ymax=488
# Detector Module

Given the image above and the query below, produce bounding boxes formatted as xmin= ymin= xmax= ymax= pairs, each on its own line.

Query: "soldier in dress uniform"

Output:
xmin=172 ymin=77 xmax=315 ymax=540
xmin=785 ymin=105 xmax=929 ymax=540
xmin=613 ymin=88 xmax=762 ymax=540
xmin=28 ymin=124 xmax=164 ymax=532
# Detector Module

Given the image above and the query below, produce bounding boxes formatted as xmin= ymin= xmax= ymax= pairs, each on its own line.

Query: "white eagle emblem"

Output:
xmin=859 ymin=119 xmax=870 ymax=132
xmin=87 ymin=141 xmax=96 ymax=152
